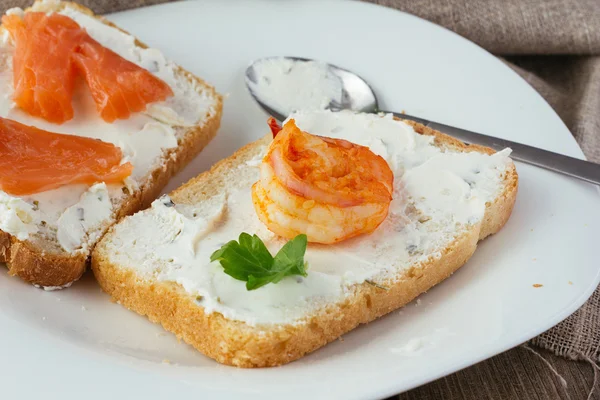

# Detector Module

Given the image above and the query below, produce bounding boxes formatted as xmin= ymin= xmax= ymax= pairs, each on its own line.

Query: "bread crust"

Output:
xmin=0 ymin=1 xmax=223 ymax=288
xmin=92 ymin=119 xmax=518 ymax=368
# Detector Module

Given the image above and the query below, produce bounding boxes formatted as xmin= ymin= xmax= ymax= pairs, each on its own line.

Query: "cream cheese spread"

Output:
xmin=56 ymin=183 xmax=113 ymax=253
xmin=0 ymin=3 xmax=216 ymax=253
xmin=0 ymin=191 xmax=38 ymax=240
xmin=248 ymin=58 xmax=343 ymax=117
xmin=107 ymin=110 xmax=513 ymax=326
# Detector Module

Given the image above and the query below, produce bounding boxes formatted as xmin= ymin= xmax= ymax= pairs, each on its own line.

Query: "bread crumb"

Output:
xmin=530 ymin=228 xmax=534 ymax=232
xmin=532 ymin=258 xmax=537 ymax=261
xmin=162 ymin=359 xmax=171 ymax=364
xmin=533 ymin=284 xmax=543 ymax=288
xmin=156 ymin=332 xmax=167 ymax=337
xmin=415 ymin=299 xmax=422 ymax=306
xmin=568 ymin=281 xmax=573 ymax=285
xmin=338 ymin=336 xmax=344 ymax=342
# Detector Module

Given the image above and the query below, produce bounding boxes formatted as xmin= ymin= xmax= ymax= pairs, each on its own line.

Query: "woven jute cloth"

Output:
xmin=2 ymin=0 xmax=599 ymax=373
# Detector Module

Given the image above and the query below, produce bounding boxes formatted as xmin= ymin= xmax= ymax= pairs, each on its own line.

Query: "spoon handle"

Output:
xmin=389 ymin=112 xmax=600 ymax=186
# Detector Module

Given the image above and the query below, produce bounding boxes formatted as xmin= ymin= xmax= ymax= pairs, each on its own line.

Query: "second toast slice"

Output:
xmin=92 ymin=110 xmax=517 ymax=367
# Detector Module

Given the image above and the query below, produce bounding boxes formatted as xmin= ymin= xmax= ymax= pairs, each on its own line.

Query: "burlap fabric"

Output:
xmin=1 ymin=0 xmax=599 ymax=389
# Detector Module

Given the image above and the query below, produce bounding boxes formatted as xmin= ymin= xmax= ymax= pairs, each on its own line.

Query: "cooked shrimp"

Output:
xmin=252 ymin=119 xmax=393 ymax=244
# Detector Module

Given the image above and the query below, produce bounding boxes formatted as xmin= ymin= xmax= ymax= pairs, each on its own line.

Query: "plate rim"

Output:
xmin=1 ymin=1 xmax=599 ymax=399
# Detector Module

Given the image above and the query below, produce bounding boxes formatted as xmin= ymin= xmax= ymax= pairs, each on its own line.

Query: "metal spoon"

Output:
xmin=245 ymin=56 xmax=600 ymax=186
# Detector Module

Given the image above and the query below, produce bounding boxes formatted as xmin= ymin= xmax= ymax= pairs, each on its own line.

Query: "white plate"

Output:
xmin=2 ymin=1 xmax=599 ymax=399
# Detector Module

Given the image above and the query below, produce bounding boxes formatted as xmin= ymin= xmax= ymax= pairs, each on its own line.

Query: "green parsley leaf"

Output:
xmin=210 ymin=233 xmax=308 ymax=291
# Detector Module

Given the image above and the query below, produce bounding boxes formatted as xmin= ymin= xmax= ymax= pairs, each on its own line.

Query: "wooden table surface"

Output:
xmin=392 ymin=346 xmax=599 ymax=399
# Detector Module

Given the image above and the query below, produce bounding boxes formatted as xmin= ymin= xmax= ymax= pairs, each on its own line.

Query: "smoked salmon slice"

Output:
xmin=2 ymin=13 xmax=84 ymax=124
xmin=73 ymin=37 xmax=174 ymax=123
xmin=2 ymin=12 xmax=173 ymax=124
xmin=0 ymin=116 xmax=132 ymax=195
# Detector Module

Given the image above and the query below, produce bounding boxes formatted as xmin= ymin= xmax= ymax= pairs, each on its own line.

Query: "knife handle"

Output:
xmin=387 ymin=111 xmax=600 ymax=186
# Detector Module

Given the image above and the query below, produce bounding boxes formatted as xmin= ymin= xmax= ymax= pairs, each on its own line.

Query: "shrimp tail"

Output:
xmin=267 ymin=117 xmax=282 ymax=138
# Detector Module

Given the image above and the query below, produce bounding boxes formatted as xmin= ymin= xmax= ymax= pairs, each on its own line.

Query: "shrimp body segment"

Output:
xmin=252 ymin=119 xmax=394 ymax=244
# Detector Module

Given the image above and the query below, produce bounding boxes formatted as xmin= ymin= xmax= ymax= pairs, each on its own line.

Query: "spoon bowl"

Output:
xmin=245 ymin=56 xmax=377 ymax=121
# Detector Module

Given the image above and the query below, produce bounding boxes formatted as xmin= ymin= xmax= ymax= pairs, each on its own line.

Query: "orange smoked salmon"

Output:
xmin=2 ymin=13 xmax=84 ymax=124
xmin=0 ymin=116 xmax=132 ymax=195
xmin=73 ymin=37 xmax=174 ymax=123
xmin=2 ymin=12 xmax=173 ymax=124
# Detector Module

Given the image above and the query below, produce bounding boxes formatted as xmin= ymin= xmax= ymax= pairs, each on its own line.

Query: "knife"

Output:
xmin=392 ymin=112 xmax=600 ymax=186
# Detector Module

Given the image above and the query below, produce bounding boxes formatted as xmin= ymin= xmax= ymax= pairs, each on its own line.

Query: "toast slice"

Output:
xmin=92 ymin=111 xmax=517 ymax=367
xmin=0 ymin=1 xmax=222 ymax=288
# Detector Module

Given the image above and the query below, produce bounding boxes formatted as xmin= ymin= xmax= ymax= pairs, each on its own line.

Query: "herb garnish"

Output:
xmin=210 ymin=233 xmax=308 ymax=290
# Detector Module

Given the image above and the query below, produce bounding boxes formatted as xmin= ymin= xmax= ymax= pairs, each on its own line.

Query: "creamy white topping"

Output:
xmin=0 ymin=5 xmax=217 ymax=253
xmin=5 ymin=8 xmax=24 ymax=17
xmin=245 ymin=145 xmax=267 ymax=167
xmin=56 ymin=183 xmax=113 ymax=253
xmin=0 ymin=192 xmax=38 ymax=240
xmin=390 ymin=328 xmax=454 ymax=355
xmin=106 ymin=110 xmax=513 ymax=326
xmin=34 ymin=280 xmax=75 ymax=291
xmin=248 ymin=58 xmax=343 ymax=116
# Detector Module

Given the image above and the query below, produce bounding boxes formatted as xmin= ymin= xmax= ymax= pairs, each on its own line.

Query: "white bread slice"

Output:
xmin=0 ymin=1 xmax=222 ymax=288
xmin=92 ymin=114 xmax=518 ymax=367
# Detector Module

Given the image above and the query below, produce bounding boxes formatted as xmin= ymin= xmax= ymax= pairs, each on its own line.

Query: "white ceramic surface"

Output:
xmin=1 ymin=1 xmax=599 ymax=399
